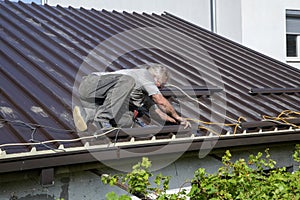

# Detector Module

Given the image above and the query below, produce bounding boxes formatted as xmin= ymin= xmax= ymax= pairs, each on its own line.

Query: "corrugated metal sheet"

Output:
xmin=0 ymin=1 xmax=300 ymax=158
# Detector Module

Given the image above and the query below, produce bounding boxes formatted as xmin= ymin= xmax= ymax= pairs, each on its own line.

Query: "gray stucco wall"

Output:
xmin=0 ymin=143 xmax=297 ymax=200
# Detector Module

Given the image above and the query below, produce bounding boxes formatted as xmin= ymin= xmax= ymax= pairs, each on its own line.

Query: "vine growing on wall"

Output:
xmin=101 ymin=144 xmax=300 ymax=200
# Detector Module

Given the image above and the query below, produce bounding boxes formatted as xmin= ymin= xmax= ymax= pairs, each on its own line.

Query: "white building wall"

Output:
xmin=214 ymin=0 xmax=300 ymax=69
xmin=47 ymin=0 xmax=212 ymax=31
xmin=215 ymin=0 xmax=242 ymax=44
xmin=241 ymin=0 xmax=300 ymax=63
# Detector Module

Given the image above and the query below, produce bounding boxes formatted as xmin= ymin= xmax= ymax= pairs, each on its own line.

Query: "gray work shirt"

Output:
xmin=92 ymin=69 xmax=161 ymax=107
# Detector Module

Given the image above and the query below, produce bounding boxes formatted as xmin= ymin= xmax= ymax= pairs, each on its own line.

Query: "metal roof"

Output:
xmin=0 ymin=1 xmax=300 ymax=171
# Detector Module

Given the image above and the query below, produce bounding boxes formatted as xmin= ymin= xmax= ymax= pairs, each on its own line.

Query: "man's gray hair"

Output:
xmin=146 ymin=64 xmax=170 ymax=83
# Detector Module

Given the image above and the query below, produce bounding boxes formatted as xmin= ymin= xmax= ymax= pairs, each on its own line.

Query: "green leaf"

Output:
xmin=141 ymin=157 xmax=151 ymax=168
xmin=106 ymin=192 xmax=119 ymax=200
xmin=154 ymin=173 xmax=162 ymax=186
xmin=119 ymin=195 xmax=131 ymax=200
xmin=102 ymin=148 xmax=300 ymax=200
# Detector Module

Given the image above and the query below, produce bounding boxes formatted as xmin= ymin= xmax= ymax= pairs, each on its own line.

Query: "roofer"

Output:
xmin=73 ymin=64 xmax=191 ymax=132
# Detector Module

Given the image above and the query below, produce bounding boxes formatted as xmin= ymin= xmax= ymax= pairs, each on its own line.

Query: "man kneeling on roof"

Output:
xmin=73 ymin=64 xmax=191 ymax=132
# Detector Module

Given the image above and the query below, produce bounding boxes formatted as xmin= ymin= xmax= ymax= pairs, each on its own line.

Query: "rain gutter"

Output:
xmin=0 ymin=127 xmax=299 ymax=173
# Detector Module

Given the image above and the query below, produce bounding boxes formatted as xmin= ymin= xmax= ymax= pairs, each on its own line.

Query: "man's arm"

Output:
xmin=153 ymin=107 xmax=177 ymax=123
xmin=151 ymin=93 xmax=191 ymax=128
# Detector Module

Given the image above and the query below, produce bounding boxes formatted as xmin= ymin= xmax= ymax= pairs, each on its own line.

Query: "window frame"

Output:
xmin=286 ymin=35 xmax=300 ymax=62
xmin=286 ymin=10 xmax=300 ymax=62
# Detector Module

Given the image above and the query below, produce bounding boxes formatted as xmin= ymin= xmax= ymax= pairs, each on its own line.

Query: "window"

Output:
xmin=287 ymin=35 xmax=297 ymax=57
xmin=286 ymin=10 xmax=300 ymax=59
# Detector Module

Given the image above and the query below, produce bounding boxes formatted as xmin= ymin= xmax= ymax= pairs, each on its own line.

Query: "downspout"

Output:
xmin=210 ymin=0 xmax=217 ymax=33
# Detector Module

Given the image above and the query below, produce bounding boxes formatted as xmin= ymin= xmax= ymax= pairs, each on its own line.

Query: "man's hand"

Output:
xmin=151 ymin=94 xmax=191 ymax=129
xmin=176 ymin=117 xmax=191 ymax=129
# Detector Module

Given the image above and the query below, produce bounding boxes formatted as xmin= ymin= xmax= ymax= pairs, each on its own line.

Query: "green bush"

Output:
xmin=102 ymin=144 xmax=300 ymax=200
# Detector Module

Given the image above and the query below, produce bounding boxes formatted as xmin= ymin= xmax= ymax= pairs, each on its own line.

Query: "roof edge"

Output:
xmin=0 ymin=129 xmax=299 ymax=173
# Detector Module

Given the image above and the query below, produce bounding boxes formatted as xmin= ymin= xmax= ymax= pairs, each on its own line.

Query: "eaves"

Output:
xmin=0 ymin=126 xmax=299 ymax=174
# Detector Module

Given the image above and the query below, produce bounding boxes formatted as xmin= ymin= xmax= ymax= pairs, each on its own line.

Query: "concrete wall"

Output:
xmin=0 ymin=144 xmax=297 ymax=200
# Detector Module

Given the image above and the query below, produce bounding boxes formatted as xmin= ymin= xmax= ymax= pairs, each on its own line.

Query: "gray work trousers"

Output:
xmin=78 ymin=74 xmax=135 ymax=128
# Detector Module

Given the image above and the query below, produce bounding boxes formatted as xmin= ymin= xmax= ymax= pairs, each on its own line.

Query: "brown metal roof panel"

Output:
xmin=162 ymin=12 xmax=300 ymax=85
xmin=0 ymin=1 xmax=299 ymax=160
xmin=0 ymin=13 xmax=77 ymax=88
xmin=159 ymin=14 xmax=300 ymax=115
xmin=129 ymin=14 xmax=292 ymax=90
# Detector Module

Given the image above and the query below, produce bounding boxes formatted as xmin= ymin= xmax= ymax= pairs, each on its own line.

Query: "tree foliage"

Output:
xmin=102 ymin=144 xmax=300 ymax=200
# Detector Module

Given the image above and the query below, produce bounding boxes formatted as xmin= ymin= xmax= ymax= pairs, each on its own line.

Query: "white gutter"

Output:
xmin=0 ymin=126 xmax=299 ymax=160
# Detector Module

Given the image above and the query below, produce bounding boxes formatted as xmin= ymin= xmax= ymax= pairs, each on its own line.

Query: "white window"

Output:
xmin=286 ymin=10 xmax=300 ymax=61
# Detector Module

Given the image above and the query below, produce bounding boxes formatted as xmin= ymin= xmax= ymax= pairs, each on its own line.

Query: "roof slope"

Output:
xmin=0 ymin=1 xmax=299 ymax=164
